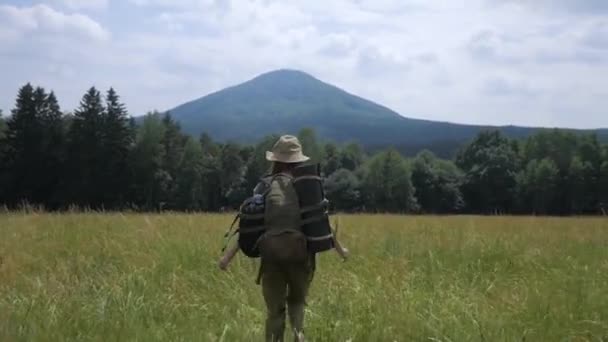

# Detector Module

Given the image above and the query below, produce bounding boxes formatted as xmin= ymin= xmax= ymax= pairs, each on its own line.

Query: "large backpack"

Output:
xmin=256 ymin=173 xmax=309 ymax=264
xmin=234 ymin=163 xmax=334 ymax=259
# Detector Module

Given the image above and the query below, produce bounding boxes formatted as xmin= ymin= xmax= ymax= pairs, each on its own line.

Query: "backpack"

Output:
xmin=258 ymin=174 xmax=308 ymax=263
xmin=255 ymin=173 xmax=309 ymax=264
xmin=233 ymin=164 xmax=334 ymax=259
xmin=236 ymin=177 xmax=272 ymax=258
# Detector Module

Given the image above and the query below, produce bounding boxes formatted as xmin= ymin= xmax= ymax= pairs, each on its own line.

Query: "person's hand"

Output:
xmin=218 ymin=256 xmax=230 ymax=271
xmin=342 ymin=247 xmax=349 ymax=260
xmin=338 ymin=245 xmax=349 ymax=261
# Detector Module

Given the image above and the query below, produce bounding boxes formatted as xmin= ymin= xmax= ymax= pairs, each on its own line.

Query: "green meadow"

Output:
xmin=1 ymin=213 xmax=607 ymax=341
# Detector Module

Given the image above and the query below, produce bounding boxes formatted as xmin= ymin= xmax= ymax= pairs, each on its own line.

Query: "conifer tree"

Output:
xmin=4 ymin=84 xmax=42 ymax=205
xmin=0 ymin=109 xmax=5 ymax=140
xmin=100 ymin=88 xmax=133 ymax=208
xmin=66 ymin=87 xmax=106 ymax=208
xmin=39 ymin=91 xmax=66 ymax=208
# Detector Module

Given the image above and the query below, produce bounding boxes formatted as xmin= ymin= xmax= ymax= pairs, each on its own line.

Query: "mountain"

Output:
xmin=159 ymin=69 xmax=608 ymax=157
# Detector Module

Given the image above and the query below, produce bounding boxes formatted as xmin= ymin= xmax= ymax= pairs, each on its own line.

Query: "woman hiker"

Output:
xmin=218 ymin=135 xmax=349 ymax=342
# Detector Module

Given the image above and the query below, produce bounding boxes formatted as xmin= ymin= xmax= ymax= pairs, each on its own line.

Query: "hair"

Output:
xmin=271 ymin=161 xmax=301 ymax=174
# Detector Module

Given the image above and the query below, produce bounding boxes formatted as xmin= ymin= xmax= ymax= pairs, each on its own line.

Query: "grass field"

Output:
xmin=1 ymin=213 xmax=607 ymax=341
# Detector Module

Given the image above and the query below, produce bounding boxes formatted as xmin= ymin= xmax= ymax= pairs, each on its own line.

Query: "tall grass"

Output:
xmin=1 ymin=213 xmax=607 ymax=341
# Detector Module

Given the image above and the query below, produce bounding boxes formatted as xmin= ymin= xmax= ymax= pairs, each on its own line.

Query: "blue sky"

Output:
xmin=1 ymin=0 xmax=607 ymax=128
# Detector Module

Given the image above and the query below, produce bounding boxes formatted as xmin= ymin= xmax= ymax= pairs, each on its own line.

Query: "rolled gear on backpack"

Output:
xmin=291 ymin=163 xmax=335 ymax=253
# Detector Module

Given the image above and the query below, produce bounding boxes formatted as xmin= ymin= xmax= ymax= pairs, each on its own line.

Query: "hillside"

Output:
xmin=160 ymin=69 xmax=607 ymax=157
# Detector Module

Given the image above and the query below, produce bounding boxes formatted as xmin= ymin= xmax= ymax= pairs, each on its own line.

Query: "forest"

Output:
xmin=1 ymin=83 xmax=607 ymax=215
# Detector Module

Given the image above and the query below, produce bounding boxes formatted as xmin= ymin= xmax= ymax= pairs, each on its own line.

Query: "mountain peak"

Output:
xmin=253 ymin=69 xmax=316 ymax=80
xmin=247 ymin=69 xmax=320 ymax=87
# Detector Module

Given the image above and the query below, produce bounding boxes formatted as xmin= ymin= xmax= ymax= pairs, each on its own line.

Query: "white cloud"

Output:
xmin=53 ymin=0 xmax=109 ymax=11
xmin=318 ymin=33 xmax=356 ymax=57
xmin=487 ymin=0 xmax=608 ymax=15
xmin=0 ymin=4 xmax=110 ymax=41
xmin=582 ymin=20 xmax=608 ymax=49
xmin=482 ymin=76 xmax=539 ymax=98
xmin=128 ymin=0 xmax=217 ymax=9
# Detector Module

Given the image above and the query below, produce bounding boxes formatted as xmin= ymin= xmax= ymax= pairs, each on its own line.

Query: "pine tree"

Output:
xmin=39 ymin=91 xmax=66 ymax=208
xmin=0 ymin=85 xmax=67 ymax=208
xmin=0 ymin=109 xmax=5 ymax=140
xmin=66 ymin=87 xmax=106 ymax=208
xmin=100 ymin=88 xmax=133 ymax=208
xmin=4 ymin=84 xmax=43 ymax=206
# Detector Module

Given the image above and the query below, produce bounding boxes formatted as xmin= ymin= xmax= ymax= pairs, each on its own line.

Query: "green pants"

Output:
xmin=261 ymin=256 xmax=315 ymax=342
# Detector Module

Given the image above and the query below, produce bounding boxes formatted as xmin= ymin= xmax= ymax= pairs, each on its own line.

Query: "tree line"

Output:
xmin=1 ymin=83 xmax=607 ymax=215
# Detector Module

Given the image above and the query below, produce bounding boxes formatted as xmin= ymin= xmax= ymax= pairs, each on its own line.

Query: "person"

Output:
xmin=218 ymin=135 xmax=348 ymax=342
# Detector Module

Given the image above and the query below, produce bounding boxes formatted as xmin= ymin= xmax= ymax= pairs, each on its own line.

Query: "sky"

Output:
xmin=0 ymin=0 xmax=607 ymax=129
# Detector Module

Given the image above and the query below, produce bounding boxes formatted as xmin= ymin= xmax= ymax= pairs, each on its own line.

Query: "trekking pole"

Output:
xmin=221 ymin=213 xmax=240 ymax=253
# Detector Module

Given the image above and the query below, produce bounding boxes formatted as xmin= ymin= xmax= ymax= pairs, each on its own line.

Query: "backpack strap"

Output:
xmin=293 ymin=175 xmax=322 ymax=183
xmin=300 ymin=198 xmax=329 ymax=214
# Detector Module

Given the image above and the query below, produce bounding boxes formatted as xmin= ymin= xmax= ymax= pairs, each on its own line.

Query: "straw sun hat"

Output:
xmin=265 ymin=135 xmax=310 ymax=163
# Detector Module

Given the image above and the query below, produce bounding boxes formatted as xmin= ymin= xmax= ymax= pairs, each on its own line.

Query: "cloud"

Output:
xmin=486 ymin=0 xmax=608 ymax=15
xmin=582 ymin=21 xmax=608 ymax=49
xmin=128 ymin=0 xmax=220 ymax=10
xmin=53 ymin=0 xmax=109 ymax=11
xmin=356 ymin=45 xmax=410 ymax=78
xmin=351 ymin=0 xmax=430 ymax=14
xmin=467 ymin=30 xmax=523 ymax=65
xmin=414 ymin=52 xmax=438 ymax=64
xmin=0 ymin=4 xmax=110 ymax=42
xmin=534 ymin=49 xmax=608 ymax=65
xmin=482 ymin=77 xmax=539 ymax=98
xmin=318 ymin=33 xmax=356 ymax=57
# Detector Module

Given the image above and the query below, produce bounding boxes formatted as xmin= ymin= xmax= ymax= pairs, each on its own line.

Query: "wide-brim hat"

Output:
xmin=265 ymin=135 xmax=310 ymax=163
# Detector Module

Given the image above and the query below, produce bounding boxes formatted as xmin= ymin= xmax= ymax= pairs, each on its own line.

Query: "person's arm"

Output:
xmin=218 ymin=242 xmax=240 ymax=270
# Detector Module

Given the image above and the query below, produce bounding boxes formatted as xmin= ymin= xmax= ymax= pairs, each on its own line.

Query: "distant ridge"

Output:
xmin=156 ymin=69 xmax=608 ymax=157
